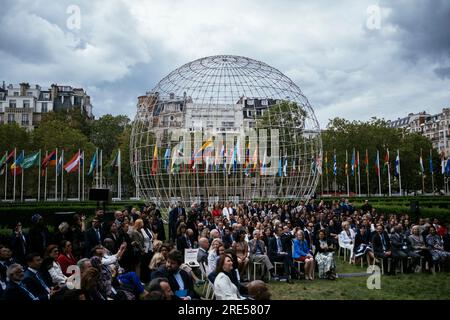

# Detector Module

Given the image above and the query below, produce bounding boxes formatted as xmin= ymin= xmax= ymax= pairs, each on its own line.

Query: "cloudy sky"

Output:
xmin=1 ymin=0 xmax=449 ymax=127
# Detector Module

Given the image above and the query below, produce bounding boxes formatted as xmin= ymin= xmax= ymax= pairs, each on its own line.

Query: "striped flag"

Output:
xmin=64 ymin=151 xmax=81 ymax=173
xmin=151 ymin=144 xmax=158 ymax=175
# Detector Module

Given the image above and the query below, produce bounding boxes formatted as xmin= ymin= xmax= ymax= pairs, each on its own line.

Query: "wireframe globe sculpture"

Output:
xmin=130 ymin=55 xmax=322 ymax=208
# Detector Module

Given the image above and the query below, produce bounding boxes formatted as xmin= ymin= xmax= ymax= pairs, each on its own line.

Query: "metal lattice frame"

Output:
xmin=130 ymin=55 xmax=322 ymax=209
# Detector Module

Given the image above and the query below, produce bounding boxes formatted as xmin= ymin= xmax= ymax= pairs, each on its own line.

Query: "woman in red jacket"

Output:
xmin=57 ymin=240 xmax=77 ymax=276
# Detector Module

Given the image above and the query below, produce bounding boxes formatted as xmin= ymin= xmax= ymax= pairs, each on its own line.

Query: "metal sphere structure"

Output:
xmin=130 ymin=55 xmax=322 ymax=208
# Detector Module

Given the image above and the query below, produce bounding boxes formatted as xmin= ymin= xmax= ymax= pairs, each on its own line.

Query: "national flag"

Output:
xmin=41 ymin=150 xmax=57 ymax=176
xmin=440 ymin=151 xmax=445 ymax=174
xmin=345 ymin=150 xmax=348 ymax=176
xmin=316 ymin=152 xmax=322 ymax=175
xmin=11 ymin=151 xmax=24 ymax=176
xmin=252 ymin=144 xmax=258 ymax=172
xmin=324 ymin=151 xmax=328 ymax=175
xmin=108 ymin=150 xmax=120 ymax=174
xmin=21 ymin=151 xmax=41 ymax=169
xmin=351 ymin=149 xmax=355 ymax=176
xmin=88 ymin=150 xmax=97 ymax=176
xmin=260 ymin=150 xmax=267 ymax=175
xmin=56 ymin=153 xmax=63 ymax=176
xmin=291 ymin=159 xmax=296 ymax=176
xmin=278 ymin=158 xmax=282 ymax=177
xmin=0 ymin=150 xmax=14 ymax=175
xmin=364 ymin=149 xmax=369 ymax=175
xmin=429 ymin=149 xmax=433 ymax=174
xmin=283 ymin=156 xmax=288 ymax=177
xmin=171 ymin=146 xmax=184 ymax=174
xmin=445 ymin=158 xmax=450 ymax=175
xmin=151 ymin=144 xmax=158 ymax=175
xmin=333 ymin=151 xmax=337 ymax=176
xmin=383 ymin=149 xmax=389 ymax=174
xmin=190 ymin=150 xmax=196 ymax=172
xmin=394 ymin=150 xmax=400 ymax=177
xmin=164 ymin=148 xmax=171 ymax=171
xmin=64 ymin=151 xmax=81 ymax=173
xmin=375 ymin=150 xmax=380 ymax=177
xmin=355 ymin=150 xmax=359 ymax=170
xmin=419 ymin=150 xmax=424 ymax=174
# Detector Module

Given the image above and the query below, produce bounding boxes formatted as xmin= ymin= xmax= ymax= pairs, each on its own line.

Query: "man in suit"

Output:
xmin=22 ymin=253 xmax=59 ymax=300
xmin=372 ymin=224 xmax=393 ymax=274
xmin=3 ymin=263 xmax=39 ymax=300
xmin=304 ymin=223 xmax=314 ymax=250
xmin=85 ymin=218 xmax=104 ymax=256
xmin=390 ymin=224 xmax=421 ymax=273
xmin=169 ymin=203 xmax=186 ymax=242
xmin=248 ymin=230 xmax=274 ymax=281
xmin=268 ymin=226 xmax=293 ymax=282
xmin=197 ymin=237 xmax=209 ymax=265
xmin=28 ymin=214 xmax=51 ymax=256
xmin=151 ymin=250 xmax=198 ymax=300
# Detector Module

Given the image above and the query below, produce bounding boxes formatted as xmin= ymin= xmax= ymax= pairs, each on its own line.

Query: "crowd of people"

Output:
xmin=0 ymin=198 xmax=449 ymax=300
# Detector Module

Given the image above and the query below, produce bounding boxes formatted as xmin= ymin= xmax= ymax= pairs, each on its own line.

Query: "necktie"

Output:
xmin=277 ymin=238 xmax=282 ymax=253
xmin=381 ymin=234 xmax=386 ymax=251
xmin=96 ymin=229 xmax=101 ymax=243
xmin=35 ymin=273 xmax=50 ymax=293
xmin=20 ymin=283 xmax=39 ymax=300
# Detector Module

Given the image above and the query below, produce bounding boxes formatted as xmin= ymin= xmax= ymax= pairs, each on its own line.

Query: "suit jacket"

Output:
xmin=176 ymin=235 xmax=191 ymax=254
xmin=213 ymin=272 xmax=243 ymax=300
xmin=130 ymin=230 xmax=146 ymax=254
xmin=85 ymin=227 xmax=104 ymax=256
xmin=372 ymin=231 xmax=391 ymax=256
xmin=248 ymin=239 xmax=267 ymax=258
xmin=22 ymin=269 xmax=50 ymax=301
xmin=268 ymin=236 xmax=286 ymax=260
xmin=3 ymin=281 xmax=37 ymax=301
xmin=151 ymin=265 xmax=198 ymax=299
xmin=390 ymin=232 xmax=409 ymax=255
xmin=197 ymin=248 xmax=208 ymax=265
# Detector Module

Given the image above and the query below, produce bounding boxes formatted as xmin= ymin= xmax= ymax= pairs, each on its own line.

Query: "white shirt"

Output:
xmin=173 ymin=271 xmax=184 ymax=291
xmin=48 ymin=261 xmax=67 ymax=285
xmin=222 ymin=207 xmax=232 ymax=220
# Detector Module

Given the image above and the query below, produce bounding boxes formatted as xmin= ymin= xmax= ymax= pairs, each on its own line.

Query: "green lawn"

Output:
xmin=268 ymin=259 xmax=450 ymax=300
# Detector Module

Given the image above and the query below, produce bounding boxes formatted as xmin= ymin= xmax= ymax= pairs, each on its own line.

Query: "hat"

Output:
xmin=31 ymin=214 xmax=42 ymax=224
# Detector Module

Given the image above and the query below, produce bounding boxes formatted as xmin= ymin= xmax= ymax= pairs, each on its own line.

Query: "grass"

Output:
xmin=267 ymin=259 xmax=450 ymax=300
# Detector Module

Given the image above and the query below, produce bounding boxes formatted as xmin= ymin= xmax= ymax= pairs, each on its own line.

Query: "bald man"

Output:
xmin=247 ymin=280 xmax=271 ymax=300
xmin=197 ymin=237 xmax=209 ymax=265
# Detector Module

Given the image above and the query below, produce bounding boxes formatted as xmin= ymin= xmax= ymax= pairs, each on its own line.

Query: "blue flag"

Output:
xmin=333 ymin=152 xmax=337 ymax=176
xmin=445 ymin=159 xmax=450 ymax=175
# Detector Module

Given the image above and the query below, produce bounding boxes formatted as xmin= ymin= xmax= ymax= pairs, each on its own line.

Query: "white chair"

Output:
xmin=247 ymin=261 xmax=267 ymax=281
xmin=338 ymin=235 xmax=353 ymax=264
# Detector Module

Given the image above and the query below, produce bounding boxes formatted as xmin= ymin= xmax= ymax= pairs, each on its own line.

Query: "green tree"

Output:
xmin=0 ymin=123 xmax=31 ymax=153
xmin=90 ymin=114 xmax=130 ymax=160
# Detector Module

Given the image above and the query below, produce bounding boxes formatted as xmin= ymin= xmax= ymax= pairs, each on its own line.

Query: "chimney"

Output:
xmin=51 ymin=84 xmax=58 ymax=101
xmin=2 ymin=81 xmax=5 ymax=90
xmin=19 ymin=82 xmax=30 ymax=96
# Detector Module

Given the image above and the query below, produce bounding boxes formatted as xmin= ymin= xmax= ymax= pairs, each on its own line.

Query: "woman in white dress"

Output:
xmin=339 ymin=221 xmax=355 ymax=262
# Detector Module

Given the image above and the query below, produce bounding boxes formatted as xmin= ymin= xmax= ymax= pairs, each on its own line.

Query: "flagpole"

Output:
xmin=100 ymin=149 xmax=103 ymax=188
xmin=21 ymin=151 xmax=24 ymax=202
xmin=346 ymin=150 xmax=349 ymax=197
xmin=357 ymin=150 xmax=361 ymax=196
xmin=61 ymin=149 xmax=64 ymax=201
xmin=377 ymin=149 xmax=381 ymax=196
xmin=366 ymin=149 xmax=370 ymax=197
xmin=95 ymin=148 xmax=99 ymax=188
xmin=353 ymin=149 xmax=357 ymax=196
xmin=118 ymin=149 xmax=121 ymax=199
xmin=82 ymin=150 xmax=85 ymax=201
xmin=38 ymin=150 xmax=41 ymax=202
xmin=326 ymin=151 xmax=329 ymax=195
xmin=55 ymin=148 xmax=58 ymax=200
xmin=78 ymin=149 xmax=81 ymax=200
xmin=44 ymin=151 xmax=48 ymax=201
xmin=387 ymin=148 xmax=392 ymax=197
xmin=430 ymin=149 xmax=434 ymax=195
xmin=421 ymin=149 xmax=425 ymax=194
xmin=13 ymin=148 xmax=16 ymax=202
xmin=4 ymin=151 xmax=8 ymax=200
xmin=397 ymin=149 xmax=402 ymax=196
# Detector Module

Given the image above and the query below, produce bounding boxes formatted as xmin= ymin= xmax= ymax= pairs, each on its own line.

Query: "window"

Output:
xmin=42 ymin=102 xmax=48 ymax=113
xmin=261 ymin=99 xmax=268 ymax=106
xmin=22 ymin=114 xmax=29 ymax=126
xmin=9 ymin=100 xmax=16 ymax=108
xmin=8 ymin=114 xmax=15 ymax=124
xmin=23 ymin=100 xmax=30 ymax=108
xmin=247 ymin=99 xmax=254 ymax=106
xmin=13 ymin=92 xmax=19 ymax=96
xmin=0 ymin=115 xmax=3 ymax=124
xmin=44 ymin=93 xmax=49 ymax=99
xmin=27 ymin=91 xmax=33 ymax=96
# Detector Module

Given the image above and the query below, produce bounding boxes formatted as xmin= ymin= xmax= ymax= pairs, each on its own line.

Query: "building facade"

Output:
xmin=0 ymin=82 xmax=93 ymax=130
xmin=388 ymin=108 xmax=450 ymax=157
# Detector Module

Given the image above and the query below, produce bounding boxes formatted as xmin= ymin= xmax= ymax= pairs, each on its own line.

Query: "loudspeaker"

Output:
xmin=89 ymin=188 xmax=112 ymax=202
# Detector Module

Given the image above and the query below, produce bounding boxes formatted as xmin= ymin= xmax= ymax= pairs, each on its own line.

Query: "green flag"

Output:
xmin=21 ymin=151 xmax=41 ymax=169
xmin=0 ymin=153 xmax=7 ymax=167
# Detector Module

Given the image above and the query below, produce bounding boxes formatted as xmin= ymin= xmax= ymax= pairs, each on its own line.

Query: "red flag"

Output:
xmin=41 ymin=150 xmax=57 ymax=176
xmin=63 ymin=151 xmax=81 ymax=173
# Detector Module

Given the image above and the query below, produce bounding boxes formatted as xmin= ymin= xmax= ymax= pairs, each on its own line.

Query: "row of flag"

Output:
xmin=148 ymin=143 xmax=450 ymax=178
xmin=0 ymin=149 xmax=121 ymax=176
